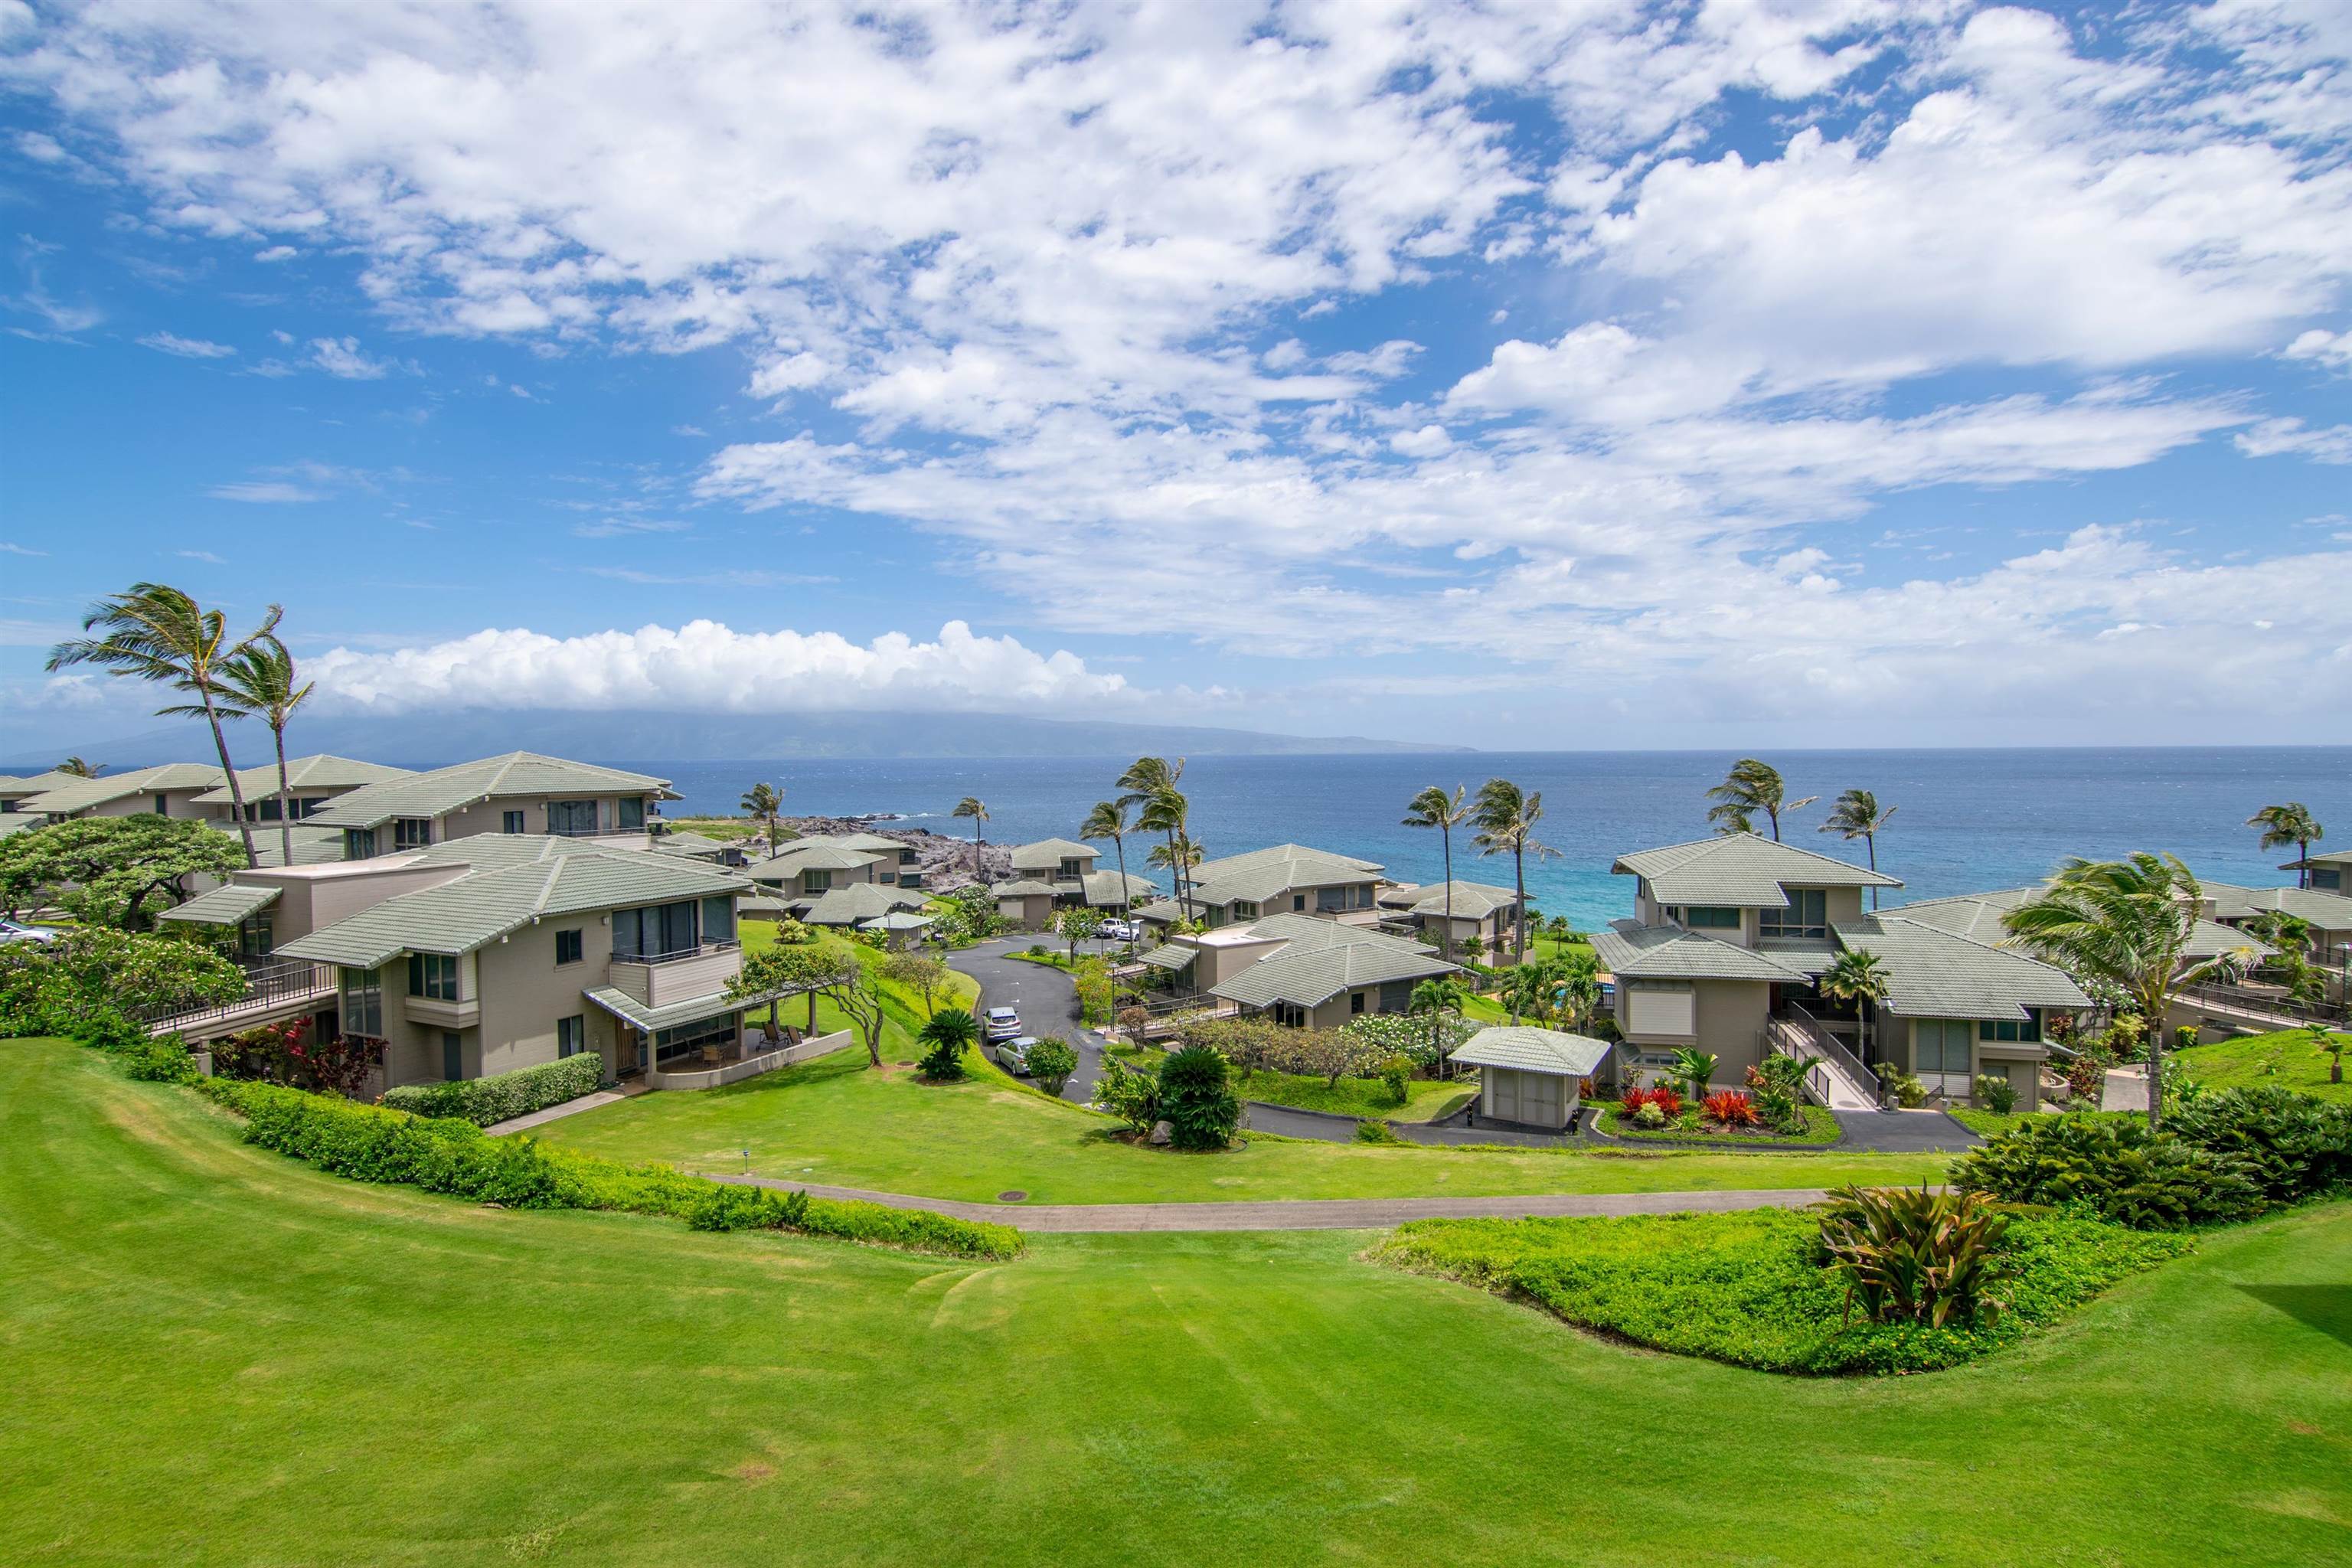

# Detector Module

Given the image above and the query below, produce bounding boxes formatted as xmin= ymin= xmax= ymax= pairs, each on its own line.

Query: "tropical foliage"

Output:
xmin=212 ymin=634 xmax=314 ymax=867
xmin=1815 ymin=1184 xmax=2013 ymax=1328
xmin=1818 ymin=787 xmax=1896 ymax=906
xmin=1705 ymin=757 xmax=1815 ymax=841
xmin=1400 ymin=784 xmax=1469 ymax=958
xmin=0 ymin=925 xmax=243 ymax=1048
xmin=2246 ymin=802 xmax=2324 ymax=887
xmin=1471 ymin=777 xmax=1554 ymax=964
xmin=916 ymin=1007 xmax=978 ymax=1081
xmin=0 ymin=813 xmax=244 ymax=929
xmin=1158 ymin=1043 xmax=1242 ymax=1149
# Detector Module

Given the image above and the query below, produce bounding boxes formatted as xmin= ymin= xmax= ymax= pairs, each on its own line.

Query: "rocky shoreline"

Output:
xmin=776 ymin=814 xmax=1010 ymax=893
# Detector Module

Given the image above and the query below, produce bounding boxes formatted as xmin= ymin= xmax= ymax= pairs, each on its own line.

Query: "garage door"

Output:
xmin=1489 ymin=1068 xmax=1565 ymax=1128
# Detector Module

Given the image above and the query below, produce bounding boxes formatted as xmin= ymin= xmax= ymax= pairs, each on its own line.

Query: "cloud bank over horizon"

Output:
xmin=2 ymin=0 xmax=2347 ymax=746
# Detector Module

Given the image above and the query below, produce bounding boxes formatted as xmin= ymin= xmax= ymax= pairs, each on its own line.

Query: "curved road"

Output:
xmin=947 ymin=937 xmax=1113 ymax=1104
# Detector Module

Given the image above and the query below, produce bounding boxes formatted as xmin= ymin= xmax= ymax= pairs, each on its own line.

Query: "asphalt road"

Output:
xmin=946 ymin=937 xmax=1112 ymax=1104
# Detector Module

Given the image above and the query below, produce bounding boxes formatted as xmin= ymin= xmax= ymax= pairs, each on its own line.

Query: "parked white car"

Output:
xmin=995 ymin=1034 xmax=1041 ymax=1074
xmin=1099 ymin=919 xmax=1140 ymax=942
xmin=0 ymin=919 xmax=59 ymax=946
xmin=984 ymin=1006 xmax=1022 ymax=1043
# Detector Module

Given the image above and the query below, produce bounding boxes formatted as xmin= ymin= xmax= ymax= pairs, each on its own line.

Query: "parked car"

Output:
xmin=0 ymin=918 xmax=59 ymax=946
xmin=995 ymin=1034 xmax=1040 ymax=1074
xmin=1099 ymin=919 xmax=1140 ymax=943
xmin=984 ymin=1006 xmax=1022 ymax=1042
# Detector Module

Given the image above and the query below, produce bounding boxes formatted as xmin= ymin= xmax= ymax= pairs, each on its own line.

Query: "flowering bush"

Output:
xmin=1645 ymin=1086 xmax=1683 ymax=1119
xmin=1703 ymin=1090 xmax=1759 ymax=1127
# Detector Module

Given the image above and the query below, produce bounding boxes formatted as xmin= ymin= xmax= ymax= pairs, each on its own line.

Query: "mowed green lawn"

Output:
xmin=5 ymin=1037 xmax=2347 ymax=1567
xmin=2177 ymin=1027 xmax=2352 ymax=1102
xmin=543 ymin=1047 xmax=1946 ymax=1204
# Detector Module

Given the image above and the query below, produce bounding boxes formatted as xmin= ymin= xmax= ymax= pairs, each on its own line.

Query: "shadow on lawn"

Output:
xmin=2238 ymin=1285 xmax=2352 ymax=1347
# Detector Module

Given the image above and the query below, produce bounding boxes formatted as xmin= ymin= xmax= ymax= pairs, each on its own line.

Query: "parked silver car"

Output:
xmin=984 ymin=1005 xmax=1022 ymax=1043
xmin=994 ymin=1034 xmax=1041 ymax=1075
xmin=0 ymin=919 xmax=60 ymax=946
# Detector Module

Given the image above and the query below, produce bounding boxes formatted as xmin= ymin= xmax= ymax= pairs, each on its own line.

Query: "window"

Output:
xmin=1683 ymin=906 xmax=1741 ymax=929
xmin=502 ymin=810 xmax=526 ymax=835
xmin=1978 ymin=1009 xmax=2043 ymax=1044
xmin=1350 ymin=990 xmax=1367 ymax=1014
xmin=617 ymin=796 xmax=645 ymax=830
xmin=393 ymin=817 xmax=433 ymax=851
xmin=1317 ymin=887 xmax=1347 ymax=912
xmin=547 ymin=799 xmax=599 ymax=836
xmin=1058 ymin=857 xmax=1086 ymax=880
xmin=1292 ymin=894 xmax=1306 ymax=912
xmin=1916 ymin=1020 xmax=1973 ymax=1076
xmin=557 ymin=1014 xmax=586 ymax=1058
xmin=153 ymin=793 xmax=170 ymax=816
xmin=250 ymin=798 xmax=284 ymax=822
xmin=1230 ymin=900 xmax=1259 ymax=919
xmin=340 ymin=966 xmax=384 ymax=1037
xmin=1272 ymin=1001 xmax=1308 ymax=1027
xmin=407 ymin=952 xmax=459 ymax=1001
xmin=236 ymin=910 xmax=273 ymax=960
xmin=700 ymin=896 xmax=737 ymax=946
xmin=1760 ymin=888 xmax=1828 ymax=939
xmin=442 ymin=1032 xmax=464 ymax=1081
xmin=612 ymin=900 xmax=701 ymax=962
xmin=344 ymin=828 xmax=377 ymax=861
xmin=652 ymin=1013 xmax=737 ymax=1063
xmin=555 ymin=929 xmax=583 ymax=965
xmin=802 ymin=868 xmax=834 ymax=893
xmin=898 ymin=848 xmax=917 ymax=866
xmin=2314 ymin=867 xmax=2342 ymax=891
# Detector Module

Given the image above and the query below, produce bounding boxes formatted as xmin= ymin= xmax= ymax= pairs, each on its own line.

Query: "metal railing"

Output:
xmin=619 ymin=939 xmax=742 ymax=966
xmin=136 ymin=959 xmax=336 ymax=1033
xmin=2176 ymin=981 xmax=2347 ymax=1027
xmin=1777 ymin=1002 xmax=1882 ymax=1107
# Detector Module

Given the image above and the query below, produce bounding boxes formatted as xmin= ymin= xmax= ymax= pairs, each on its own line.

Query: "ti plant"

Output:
xmin=1669 ymin=1046 xmax=1718 ymax=1103
xmin=1815 ymin=1184 xmax=2014 ymax=1329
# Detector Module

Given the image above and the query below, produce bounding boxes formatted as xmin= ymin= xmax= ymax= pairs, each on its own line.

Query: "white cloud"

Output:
xmin=137 ymin=331 xmax=236 ymax=358
xmin=253 ymin=245 xmax=296 ymax=262
xmin=305 ymin=620 xmax=1131 ymax=715
xmin=2285 ymin=327 xmax=2352 ymax=373
xmin=0 ymin=542 xmax=47 ymax=556
xmin=309 ymin=336 xmax=394 ymax=378
xmin=2235 ymin=416 xmax=2352 ymax=463
xmin=579 ymin=567 xmax=834 ymax=587
xmin=176 ymin=549 xmax=227 ymax=563
xmin=207 ymin=481 xmax=325 ymax=503
xmin=570 ymin=518 xmax=688 ymax=538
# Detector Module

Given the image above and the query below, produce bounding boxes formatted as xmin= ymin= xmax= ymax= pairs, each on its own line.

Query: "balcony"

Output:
xmin=404 ymin=993 xmax=482 ymax=1029
xmin=606 ymin=942 xmax=743 ymax=1009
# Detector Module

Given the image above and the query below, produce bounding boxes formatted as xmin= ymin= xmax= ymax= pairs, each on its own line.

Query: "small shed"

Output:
xmin=859 ymin=910 xmax=936 ymax=951
xmin=1449 ymin=1027 xmax=1613 ymax=1131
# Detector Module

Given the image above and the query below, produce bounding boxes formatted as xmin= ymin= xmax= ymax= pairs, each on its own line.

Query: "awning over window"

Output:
xmin=157 ymin=883 xmax=281 ymax=926
xmin=1135 ymin=942 xmax=1198 ymax=972
xmin=583 ymin=984 xmax=791 ymax=1034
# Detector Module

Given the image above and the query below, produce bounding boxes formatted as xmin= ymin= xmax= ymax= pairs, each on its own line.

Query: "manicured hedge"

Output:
xmin=1375 ymin=1207 xmax=2191 ymax=1375
xmin=195 ymin=1077 xmax=1023 ymax=1260
xmin=381 ymin=1053 xmax=604 ymax=1126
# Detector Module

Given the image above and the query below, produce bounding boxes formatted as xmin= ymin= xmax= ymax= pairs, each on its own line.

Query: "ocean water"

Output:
xmin=606 ymin=747 xmax=2351 ymax=933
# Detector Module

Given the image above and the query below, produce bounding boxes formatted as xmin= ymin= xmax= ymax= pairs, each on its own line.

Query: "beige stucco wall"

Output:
xmin=1886 ymin=1012 xmax=2047 ymax=1109
xmin=250 ymin=861 xmax=467 ymax=946
xmin=1614 ymin=976 xmax=1769 ymax=1088
xmin=427 ymin=792 xmax=655 ymax=843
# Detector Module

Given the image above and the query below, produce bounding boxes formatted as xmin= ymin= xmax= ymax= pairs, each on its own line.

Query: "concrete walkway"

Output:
xmin=707 ymin=1173 xmax=1836 ymax=1233
xmin=484 ymin=1088 xmax=632 ymax=1137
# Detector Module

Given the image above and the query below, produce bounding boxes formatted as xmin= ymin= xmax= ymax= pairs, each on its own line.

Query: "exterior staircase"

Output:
xmin=1764 ymin=1012 xmax=1879 ymax=1110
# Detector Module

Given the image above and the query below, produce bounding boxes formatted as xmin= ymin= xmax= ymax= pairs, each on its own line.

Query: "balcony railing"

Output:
xmin=619 ymin=939 xmax=741 ymax=966
xmin=136 ymin=959 xmax=337 ymax=1034
xmin=2177 ymin=981 xmax=2348 ymax=1027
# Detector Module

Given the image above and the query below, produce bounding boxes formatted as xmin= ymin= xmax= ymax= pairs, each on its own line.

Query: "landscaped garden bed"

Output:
xmin=1595 ymin=1084 xmax=1841 ymax=1145
xmin=1374 ymin=1203 xmax=2191 ymax=1374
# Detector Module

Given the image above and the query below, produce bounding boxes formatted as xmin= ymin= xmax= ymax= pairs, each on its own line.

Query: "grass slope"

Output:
xmin=2176 ymin=1027 xmax=2352 ymax=1102
xmin=5 ymin=1035 xmax=2349 ymax=1566
xmin=544 ymin=1047 xmax=1946 ymax=1204
xmin=1231 ymin=1068 xmax=1475 ymax=1123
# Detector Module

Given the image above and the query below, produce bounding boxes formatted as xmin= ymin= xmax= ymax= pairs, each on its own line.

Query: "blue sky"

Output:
xmin=1 ymin=0 xmax=2347 ymax=754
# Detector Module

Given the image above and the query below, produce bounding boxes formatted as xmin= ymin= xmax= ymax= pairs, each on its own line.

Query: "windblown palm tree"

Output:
xmin=1707 ymin=757 xmax=1815 ymax=841
xmin=2001 ymin=854 xmax=2262 ymax=1134
xmin=1819 ymin=788 xmax=1897 ymax=908
xmin=1119 ymin=756 xmax=1191 ymax=915
xmin=214 ymin=635 xmax=314 ymax=868
xmin=952 ymin=796 xmax=989 ymax=882
xmin=1818 ymin=946 xmax=1891 ymax=1093
xmin=1408 ymin=976 xmax=1468 ymax=1078
xmin=57 ymin=756 xmax=103 ymax=779
xmin=1402 ymin=784 xmax=1469 ymax=959
xmin=45 ymin=583 xmax=279 ymax=867
xmin=1080 ymin=799 xmax=1133 ymax=911
xmin=740 ymin=782 xmax=783 ymax=854
xmin=1472 ymin=778 xmax=1557 ymax=965
xmin=2247 ymin=803 xmax=2324 ymax=888
xmin=1145 ymin=835 xmax=1200 ymax=915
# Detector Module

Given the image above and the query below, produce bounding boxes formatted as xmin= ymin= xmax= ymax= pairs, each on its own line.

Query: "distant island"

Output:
xmin=3 ymin=707 xmax=1474 ymax=769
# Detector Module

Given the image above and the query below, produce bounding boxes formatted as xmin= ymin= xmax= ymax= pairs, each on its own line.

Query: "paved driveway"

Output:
xmin=946 ymin=938 xmax=1112 ymax=1104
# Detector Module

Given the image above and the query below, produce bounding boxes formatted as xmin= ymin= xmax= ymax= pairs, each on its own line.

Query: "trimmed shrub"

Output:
xmin=1158 ymin=1044 xmax=1241 ymax=1151
xmin=382 ymin=1053 xmax=604 ymax=1126
xmin=1947 ymin=1115 xmax=2265 ymax=1229
xmin=195 ymin=1077 xmax=1021 ymax=1259
xmin=1023 ymin=1036 xmax=1079 ymax=1095
xmin=2164 ymin=1086 xmax=2352 ymax=1205
xmin=1380 ymin=1056 xmax=1413 ymax=1107
xmin=121 ymin=1033 xmax=199 ymax=1083
xmin=1975 ymin=1073 xmax=2018 ymax=1115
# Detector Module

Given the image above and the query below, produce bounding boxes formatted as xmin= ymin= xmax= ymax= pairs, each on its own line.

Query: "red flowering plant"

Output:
xmin=1702 ymin=1089 xmax=1759 ymax=1127
xmin=1645 ymin=1086 xmax=1683 ymax=1119
xmin=286 ymin=1030 xmax=384 ymax=1099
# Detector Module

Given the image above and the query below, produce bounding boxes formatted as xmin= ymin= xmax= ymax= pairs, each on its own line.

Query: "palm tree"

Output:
xmin=740 ymin=782 xmax=783 ymax=854
xmin=1501 ymin=954 xmax=1569 ymax=1027
xmin=1145 ymin=836 xmax=1200 ymax=913
xmin=1819 ymin=946 xmax=1892 ymax=1098
xmin=2001 ymin=854 xmax=2262 ymax=1134
xmin=1819 ymin=788 xmax=1897 ymax=908
xmin=57 ymin=756 xmax=102 ymax=778
xmin=1402 ymin=784 xmax=1469 ymax=959
xmin=45 ymin=583 xmax=279 ymax=867
xmin=1711 ymin=806 xmax=1755 ymax=837
xmin=1119 ymin=757 xmax=1191 ymax=916
xmin=214 ymin=635 xmax=314 ymax=868
xmin=2247 ymin=803 xmax=2324 ymax=889
xmin=1472 ymin=779 xmax=1556 ymax=965
xmin=1408 ymin=976 xmax=1468 ymax=1078
xmin=1707 ymin=758 xmax=1815 ymax=841
xmin=952 ymin=796 xmax=989 ymax=884
xmin=1080 ymin=799 xmax=1133 ymax=911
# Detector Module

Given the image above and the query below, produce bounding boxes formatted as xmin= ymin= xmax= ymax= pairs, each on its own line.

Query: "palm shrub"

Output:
xmin=916 ymin=1007 xmax=978 ymax=1081
xmin=2162 ymin=1086 xmax=2352 ymax=1205
xmin=1669 ymin=1046 xmax=1717 ymax=1102
xmin=1815 ymin=1184 xmax=2014 ymax=1328
xmin=1093 ymin=1054 xmax=1160 ymax=1134
xmin=1158 ymin=1044 xmax=1240 ymax=1150
xmin=1947 ymin=1116 xmax=2265 ymax=1229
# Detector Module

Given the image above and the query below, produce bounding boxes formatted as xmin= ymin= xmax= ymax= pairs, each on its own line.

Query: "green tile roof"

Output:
xmin=1192 ymin=843 xmax=1383 ymax=880
xmin=1450 ymin=1027 xmax=1612 ymax=1077
xmin=21 ymin=763 xmax=226 ymax=815
xmin=750 ymin=843 xmax=885 ymax=877
xmin=1135 ymin=942 xmax=1197 ymax=972
xmin=989 ymin=878 xmax=1060 ymax=897
xmin=799 ymin=884 xmax=927 ymax=926
xmin=860 ymin=911 xmax=934 ymax=931
xmin=1612 ymin=836 xmax=1901 ymax=906
xmin=2198 ymin=881 xmax=2352 ymax=929
xmin=1209 ymin=940 xmax=1456 ymax=1010
xmin=1591 ymin=921 xmax=1818 ymax=982
xmin=277 ymin=848 xmax=750 ymax=969
xmin=1083 ymin=869 xmax=1159 ymax=907
xmin=1244 ymin=911 xmax=1436 ymax=956
xmin=190 ymin=755 xmax=413 ymax=805
xmin=300 ymin=753 xmax=675 ymax=830
xmin=1893 ymin=888 xmax=2267 ymax=961
xmin=583 ymin=984 xmax=786 ymax=1034
xmin=1390 ymin=880 xmax=1521 ymax=919
xmin=156 ymin=882 xmax=281 ymax=926
xmin=1834 ymin=916 xmax=2092 ymax=1021
xmin=1008 ymin=838 xmax=1096 ymax=871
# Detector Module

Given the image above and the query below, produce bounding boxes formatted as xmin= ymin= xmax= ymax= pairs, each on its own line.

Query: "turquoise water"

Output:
xmin=612 ymin=747 xmax=2349 ymax=932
